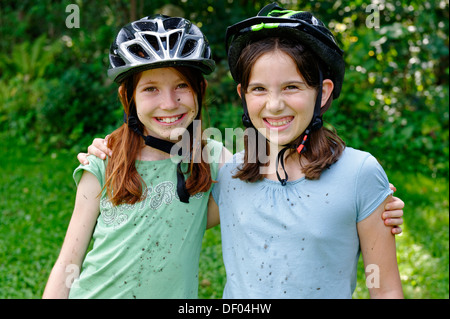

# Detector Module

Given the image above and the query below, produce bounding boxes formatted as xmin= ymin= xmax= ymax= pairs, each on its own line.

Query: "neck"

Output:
xmin=261 ymin=145 xmax=305 ymax=182
xmin=138 ymin=145 xmax=171 ymax=161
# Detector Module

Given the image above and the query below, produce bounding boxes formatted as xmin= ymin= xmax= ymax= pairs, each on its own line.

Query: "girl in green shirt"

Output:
xmin=43 ymin=14 xmax=229 ymax=299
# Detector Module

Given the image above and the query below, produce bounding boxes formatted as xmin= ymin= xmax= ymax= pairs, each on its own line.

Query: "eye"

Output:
xmin=144 ymin=86 xmax=157 ymax=92
xmin=250 ymin=86 xmax=266 ymax=92
xmin=284 ymin=85 xmax=300 ymax=91
xmin=177 ymin=83 xmax=189 ymax=89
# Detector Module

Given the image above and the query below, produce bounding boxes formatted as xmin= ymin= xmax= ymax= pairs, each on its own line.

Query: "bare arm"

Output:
xmin=206 ymin=194 xmax=220 ymax=229
xmin=357 ymin=195 xmax=403 ymax=299
xmin=42 ymin=171 xmax=101 ymax=298
xmin=206 ymin=146 xmax=233 ymax=229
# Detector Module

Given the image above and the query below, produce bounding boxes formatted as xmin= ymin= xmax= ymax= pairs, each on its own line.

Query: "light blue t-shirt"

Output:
xmin=212 ymin=147 xmax=392 ymax=299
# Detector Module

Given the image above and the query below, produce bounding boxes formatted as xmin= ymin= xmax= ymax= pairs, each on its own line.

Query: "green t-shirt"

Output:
xmin=68 ymin=140 xmax=222 ymax=299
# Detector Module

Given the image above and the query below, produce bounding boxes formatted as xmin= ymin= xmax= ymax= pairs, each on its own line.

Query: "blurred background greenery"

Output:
xmin=0 ymin=0 xmax=448 ymax=299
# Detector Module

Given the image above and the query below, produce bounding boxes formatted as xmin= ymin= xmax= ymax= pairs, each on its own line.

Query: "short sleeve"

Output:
xmin=73 ymin=155 xmax=107 ymax=188
xmin=211 ymin=151 xmax=243 ymax=205
xmin=355 ymin=155 xmax=393 ymax=222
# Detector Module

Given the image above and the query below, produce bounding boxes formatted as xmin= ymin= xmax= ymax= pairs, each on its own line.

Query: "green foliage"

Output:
xmin=35 ymin=64 xmax=120 ymax=152
xmin=1 ymin=0 xmax=446 ymax=177
xmin=325 ymin=1 xmax=449 ymax=178
xmin=0 ymin=34 xmax=61 ymax=80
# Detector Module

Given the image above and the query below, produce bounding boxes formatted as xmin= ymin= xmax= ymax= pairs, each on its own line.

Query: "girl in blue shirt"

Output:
xmin=210 ymin=3 xmax=403 ymax=298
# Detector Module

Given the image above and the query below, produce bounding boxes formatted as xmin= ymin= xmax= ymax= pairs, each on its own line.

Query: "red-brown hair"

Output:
xmin=103 ymin=67 xmax=213 ymax=206
xmin=233 ymin=37 xmax=345 ymax=182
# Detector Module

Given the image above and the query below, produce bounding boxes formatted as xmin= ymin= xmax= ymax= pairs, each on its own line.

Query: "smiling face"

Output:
xmin=239 ymin=49 xmax=332 ymax=149
xmin=134 ymin=67 xmax=199 ymax=141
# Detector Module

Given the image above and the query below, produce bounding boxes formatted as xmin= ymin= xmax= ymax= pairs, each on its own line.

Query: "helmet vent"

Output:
xmin=143 ymin=34 xmax=161 ymax=52
xmin=163 ymin=17 xmax=184 ymax=31
xmin=128 ymin=44 xmax=150 ymax=59
xmin=169 ymin=32 xmax=180 ymax=50
xmin=181 ymin=39 xmax=197 ymax=57
xmin=134 ymin=21 xmax=157 ymax=32
xmin=110 ymin=55 xmax=126 ymax=67
xmin=117 ymin=28 xmax=134 ymax=43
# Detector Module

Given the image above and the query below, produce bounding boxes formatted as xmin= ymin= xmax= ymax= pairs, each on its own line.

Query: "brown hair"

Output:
xmin=233 ymin=37 xmax=345 ymax=182
xmin=104 ymin=67 xmax=213 ymax=206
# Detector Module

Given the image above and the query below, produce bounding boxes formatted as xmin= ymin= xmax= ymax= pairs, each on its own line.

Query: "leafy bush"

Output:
xmin=0 ymin=0 xmax=448 ymax=177
xmin=36 ymin=64 xmax=121 ymax=152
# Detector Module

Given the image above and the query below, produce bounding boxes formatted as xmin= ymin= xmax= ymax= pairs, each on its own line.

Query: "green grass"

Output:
xmin=0 ymin=136 xmax=448 ymax=299
xmin=0 ymin=138 xmax=77 ymax=298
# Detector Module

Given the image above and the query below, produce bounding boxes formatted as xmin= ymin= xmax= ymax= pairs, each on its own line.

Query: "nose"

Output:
xmin=159 ymin=90 xmax=179 ymax=110
xmin=265 ymin=91 xmax=285 ymax=113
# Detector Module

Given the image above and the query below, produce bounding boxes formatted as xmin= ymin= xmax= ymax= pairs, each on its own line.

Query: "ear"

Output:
xmin=237 ymin=84 xmax=242 ymax=99
xmin=321 ymin=79 xmax=334 ymax=108
xmin=117 ymin=83 xmax=127 ymax=105
xmin=118 ymin=84 xmax=125 ymax=97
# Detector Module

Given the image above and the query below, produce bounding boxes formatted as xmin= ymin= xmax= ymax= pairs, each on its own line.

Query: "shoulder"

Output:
xmin=326 ymin=147 xmax=389 ymax=190
xmin=340 ymin=147 xmax=372 ymax=162
xmin=333 ymin=147 xmax=377 ymax=173
xmin=215 ymin=151 xmax=244 ymax=182
xmin=205 ymin=138 xmax=223 ymax=151
xmin=343 ymin=149 xmax=392 ymax=222
xmin=341 ymin=147 xmax=385 ymax=175
xmin=205 ymin=139 xmax=233 ymax=170
xmin=73 ymin=155 xmax=107 ymax=187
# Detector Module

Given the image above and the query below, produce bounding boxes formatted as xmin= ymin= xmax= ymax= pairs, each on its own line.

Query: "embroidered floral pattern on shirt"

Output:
xmin=100 ymin=180 xmax=203 ymax=227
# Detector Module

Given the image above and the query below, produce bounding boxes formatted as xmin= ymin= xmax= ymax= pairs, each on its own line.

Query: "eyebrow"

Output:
xmin=248 ymin=80 xmax=306 ymax=87
xmin=136 ymin=79 xmax=157 ymax=88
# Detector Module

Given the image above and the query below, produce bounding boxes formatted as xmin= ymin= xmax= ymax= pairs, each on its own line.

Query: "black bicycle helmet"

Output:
xmin=109 ymin=14 xmax=215 ymax=83
xmin=226 ymin=2 xmax=344 ymax=99
xmin=225 ymin=3 xmax=346 ymax=185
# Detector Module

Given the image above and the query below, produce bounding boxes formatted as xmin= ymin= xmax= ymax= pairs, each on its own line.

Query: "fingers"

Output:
xmin=391 ymin=226 xmax=402 ymax=235
xmin=383 ymin=195 xmax=404 ymax=233
xmin=87 ymin=137 xmax=111 ymax=158
xmin=389 ymin=183 xmax=397 ymax=193
xmin=385 ymin=196 xmax=405 ymax=211
xmin=88 ymin=144 xmax=107 ymax=160
xmin=77 ymin=135 xmax=113 ymax=165
xmin=77 ymin=152 xmax=90 ymax=165
xmin=384 ymin=207 xmax=404 ymax=236
xmin=384 ymin=214 xmax=403 ymax=226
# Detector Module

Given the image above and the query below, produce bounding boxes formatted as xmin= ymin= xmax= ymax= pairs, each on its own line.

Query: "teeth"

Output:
xmin=266 ymin=118 xmax=292 ymax=126
xmin=156 ymin=115 xmax=182 ymax=123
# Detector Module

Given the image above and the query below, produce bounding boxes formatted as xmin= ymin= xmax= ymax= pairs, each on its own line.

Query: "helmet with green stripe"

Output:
xmin=226 ymin=2 xmax=345 ymax=100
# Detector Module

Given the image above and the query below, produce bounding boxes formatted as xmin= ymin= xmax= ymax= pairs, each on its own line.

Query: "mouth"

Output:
xmin=263 ymin=116 xmax=294 ymax=129
xmin=154 ymin=113 xmax=186 ymax=125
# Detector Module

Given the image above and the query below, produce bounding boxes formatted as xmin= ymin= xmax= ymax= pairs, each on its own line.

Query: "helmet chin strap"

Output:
xmin=124 ymin=111 xmax=191 ymax=203
xmin=240 ymin=86 xmax=254 ymax=128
